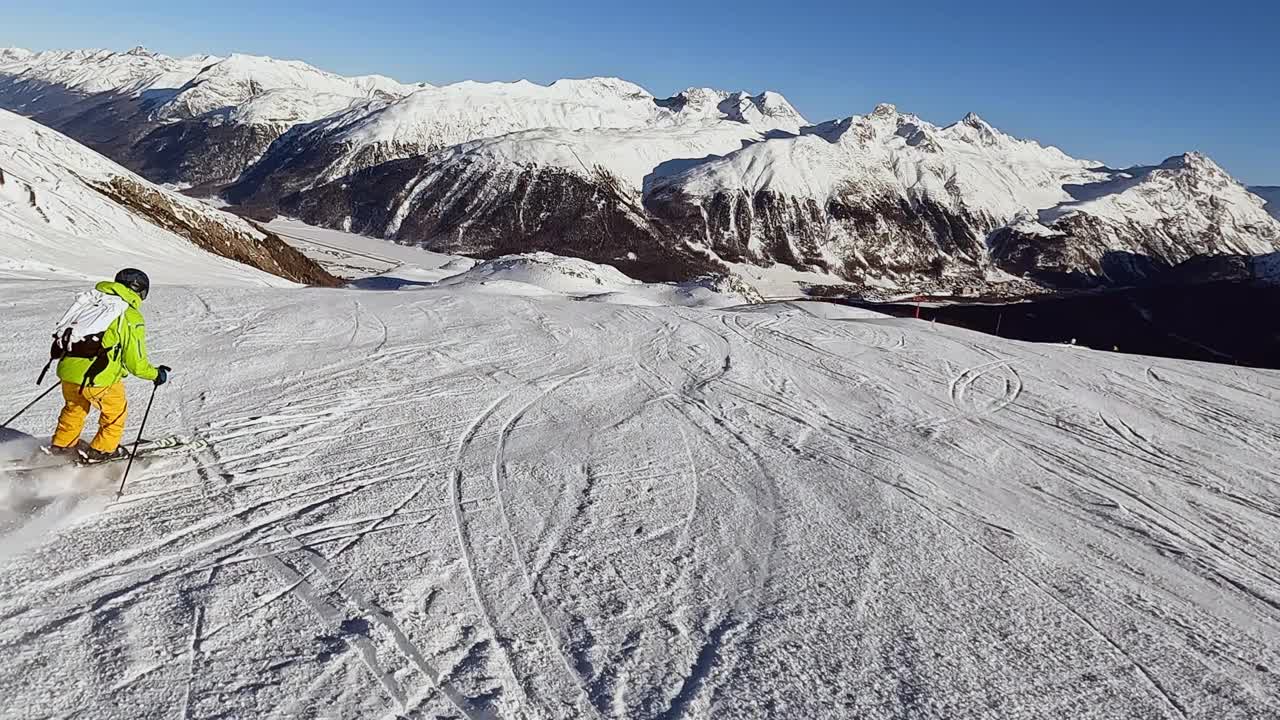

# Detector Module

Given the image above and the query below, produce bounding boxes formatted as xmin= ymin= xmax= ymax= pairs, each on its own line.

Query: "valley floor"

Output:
xmin=0 ymin=281 xmax=1278 ymax=719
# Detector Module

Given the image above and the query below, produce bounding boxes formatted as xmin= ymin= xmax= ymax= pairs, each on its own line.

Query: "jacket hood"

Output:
xmin=95 ymin=280 xmax=143 ymax=310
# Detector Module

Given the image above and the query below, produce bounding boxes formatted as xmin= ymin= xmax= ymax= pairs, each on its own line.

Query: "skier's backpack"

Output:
xmin=37 ymin=289 xmax=130 ymax=388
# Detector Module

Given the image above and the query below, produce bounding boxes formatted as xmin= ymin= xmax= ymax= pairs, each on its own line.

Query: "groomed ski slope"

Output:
xmin=0 ymin=278 xmax=1278 ymax=719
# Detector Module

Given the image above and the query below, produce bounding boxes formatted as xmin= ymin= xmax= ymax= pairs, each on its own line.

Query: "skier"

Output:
xmin=48 ymin=269 xmax=171 ymax=462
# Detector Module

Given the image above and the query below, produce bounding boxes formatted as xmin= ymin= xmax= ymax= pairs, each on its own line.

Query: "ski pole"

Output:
xmin=116 ymin=384 xmax=158 ymax=499
xmin=2 ymin=383 xmax=60 ymax=430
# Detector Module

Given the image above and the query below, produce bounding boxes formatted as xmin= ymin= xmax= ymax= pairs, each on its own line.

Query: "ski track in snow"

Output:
xmin=0 ymin=285 xmax=1278 ymax=719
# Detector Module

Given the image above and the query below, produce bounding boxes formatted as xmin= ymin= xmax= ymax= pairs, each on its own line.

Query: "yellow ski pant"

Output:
xmin=52 ymin=381 xmax=128 ymax=453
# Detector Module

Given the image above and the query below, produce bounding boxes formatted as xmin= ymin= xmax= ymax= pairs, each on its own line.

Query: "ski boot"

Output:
xmin=78 ymin=446 xmax=132 ymax=465
xmin=43 ymin=440 xmax=89 ymax=459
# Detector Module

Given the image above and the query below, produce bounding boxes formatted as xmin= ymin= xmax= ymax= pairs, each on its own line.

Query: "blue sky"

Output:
xmin=7 ymin=0 xmax=1278 ymax=184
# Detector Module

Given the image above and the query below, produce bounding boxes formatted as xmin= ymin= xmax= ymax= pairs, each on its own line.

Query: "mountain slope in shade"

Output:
xmin=0 ymin=109 xmax=334 ymax=285
xmin=1251 ymin=186 xmax=1280 ymax=221
xmin=226 ymin=79 xmax=806 ymax=208
xmin=279 ymin=146 xmax=725 ymax=283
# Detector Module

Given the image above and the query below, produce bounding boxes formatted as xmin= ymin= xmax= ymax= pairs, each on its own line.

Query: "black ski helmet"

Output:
xmin=114 ymin=268 xmax=150 ymax=300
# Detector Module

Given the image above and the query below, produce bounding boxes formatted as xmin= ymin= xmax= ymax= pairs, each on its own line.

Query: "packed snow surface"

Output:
xmin=0 ymin=110 xmax=291 ymax=286
xmin=1 ymin=272 xmax=1278 ymax=719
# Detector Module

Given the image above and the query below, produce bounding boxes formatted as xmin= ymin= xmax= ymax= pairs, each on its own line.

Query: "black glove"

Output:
xmin=154 ymin=365 xmax=171 ymax=387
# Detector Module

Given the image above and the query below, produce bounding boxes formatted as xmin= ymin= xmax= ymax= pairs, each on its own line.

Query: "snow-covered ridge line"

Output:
xmin=0 ymin=109 xmax=334 ymax=285
xmin=222 ymin=76 xmax=808 ymax=207
xmin=0 ymin=46 xmax=437 ymax=188
xmin=0 ymin=46 xmax=423 ymax=107
xmin=0 ymin=46 xmax=218 ymax=98
xmin=1 ymin=45 xmax=806 ymax=195
xmin=0 ymin=46 xmax=800 ymax=132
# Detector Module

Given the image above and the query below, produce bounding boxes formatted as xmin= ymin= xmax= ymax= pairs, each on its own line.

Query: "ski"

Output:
xmin=3 ymin=436 xmax=205 ymax=473
xmin=74 ymin=435 xmax=208 ymax=466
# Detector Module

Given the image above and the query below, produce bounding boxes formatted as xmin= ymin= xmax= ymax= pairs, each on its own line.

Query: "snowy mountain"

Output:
xmin=126 ymin=55 xmax=423 ymax=188
xmin=0 ymin=47 xmax=423 ymax=189
xmin=224 ymin=79 xmax=804 ymax=208
xmin=646 ymin=106 xmax=1280 ymax=291
xmin=148 ymin=52 xmax=417 ymax=122
xmin=281 ymin=100 xmax=1280 ymax=290
xmin=3 ymin=45 xmax=1277 ymax=296
xmin=645 ymin=105 xmax=1108 ymax=287
xmin=0 ymin=46 xmax=215 ymax=113
xmin=989 ymin=155 xmax=1280 ymax=285
xmin=0 ymin=109 xmax=334 ymax=285
xmin=274 ymin=122 xmax=808 ymax=281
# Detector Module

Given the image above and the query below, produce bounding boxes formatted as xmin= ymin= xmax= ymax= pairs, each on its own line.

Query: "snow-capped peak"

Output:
xmin=348 ymin=74 xmax=433 ymax=98
xmin=943 ymin=111 xmax=1008 ymax=147
xmin=1158 ymin=151 xmax=1226 ymax=176
xmin=652 ymin=100 xmax=1110 ymax=236
xmin=0 ymin=48 xmax=34 ymax=63
xmin=655 ymin=87 xmax=807 ymax=132
xmin=0 ymin=46 xmax=423 ymax=125
xmin=722 ymin=91 xmax=807 ymax=132
xmin=804 ymin=104 xmax=936 ymax=148
xmin=0 ymin=46 xmax=219 ymax=97
xmin=870 ymin=102 xmax=899 ymax=119
xmin=329 ymin=76 xmax=804 ymax=150
xmin=334 ymin=77 xmax=665 ymax=148
xmin=1034 ymin=151 xmax=1280 ymax=256
xmin=151 ymin=52 xmax=419 ymax=122
xmin=549 ymin=76 xmax=653 ymax=99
